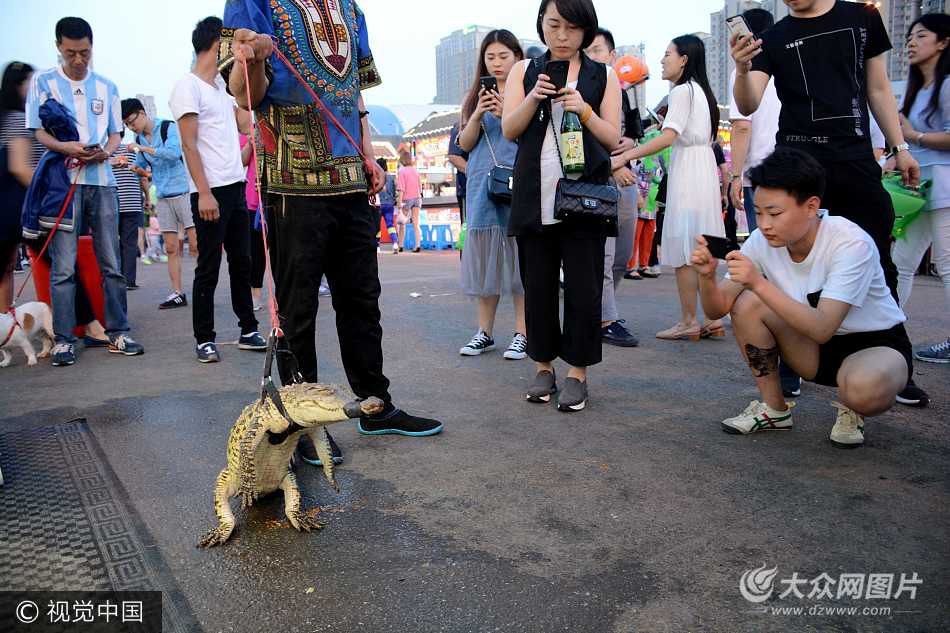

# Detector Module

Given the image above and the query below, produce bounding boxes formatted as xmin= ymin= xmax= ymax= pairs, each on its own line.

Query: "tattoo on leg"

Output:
xmin=745 ymin=344 xmax=779 ymax=378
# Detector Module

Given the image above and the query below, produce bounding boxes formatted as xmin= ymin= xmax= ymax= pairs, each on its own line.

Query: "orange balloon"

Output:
xmin=614 ymin=55 xmax=649 ymax=85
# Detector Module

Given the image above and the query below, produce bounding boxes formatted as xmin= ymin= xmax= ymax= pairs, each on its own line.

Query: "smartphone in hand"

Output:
xmin=702 ymin=234 xmax=737 ymax=260
xmin=480 ymin=76 xmax=498 ymax=93
xmin=726 ymin=14 xmax=753 ymax=40
xmin=544 ymin=60 xmax=570 ymax=94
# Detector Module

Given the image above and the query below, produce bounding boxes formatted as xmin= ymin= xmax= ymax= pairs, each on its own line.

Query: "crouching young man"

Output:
xmin=692 ymin=148 xmax=912 ymax=448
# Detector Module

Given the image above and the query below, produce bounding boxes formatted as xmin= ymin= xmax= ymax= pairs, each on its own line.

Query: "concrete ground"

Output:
xmin=2 ymin=249 xmax=948 ymax=633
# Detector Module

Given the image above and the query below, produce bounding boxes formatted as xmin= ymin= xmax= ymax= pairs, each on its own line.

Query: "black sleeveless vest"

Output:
xmin=508 ymin=51 xmax=613 ymax=237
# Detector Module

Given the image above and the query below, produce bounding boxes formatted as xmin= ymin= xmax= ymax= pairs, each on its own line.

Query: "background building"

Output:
xmin=135 ymin=94 xmax=157 ymax=119
xmin=435 ymin=25 xmax=497 ymax=105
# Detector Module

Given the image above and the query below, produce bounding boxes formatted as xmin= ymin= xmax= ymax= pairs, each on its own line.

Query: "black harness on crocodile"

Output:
xmin=261 ymin=329 xmax=306 ymax=445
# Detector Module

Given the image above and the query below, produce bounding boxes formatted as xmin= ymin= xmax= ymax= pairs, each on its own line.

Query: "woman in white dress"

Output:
xmin=612 ymin=34 xmax=725 ymax=340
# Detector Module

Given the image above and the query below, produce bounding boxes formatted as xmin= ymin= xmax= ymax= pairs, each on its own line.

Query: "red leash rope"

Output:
xmin=15 ymin=161 xmax=84 ymax=301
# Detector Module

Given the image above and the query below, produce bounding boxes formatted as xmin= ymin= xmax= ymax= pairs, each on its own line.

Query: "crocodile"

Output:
xmin=198 ymin=383 xmax=384 ymax=548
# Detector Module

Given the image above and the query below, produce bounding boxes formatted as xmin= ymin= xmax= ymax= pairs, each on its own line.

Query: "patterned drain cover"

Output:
xmin=0 ymin=420 xmax=199 ymax=632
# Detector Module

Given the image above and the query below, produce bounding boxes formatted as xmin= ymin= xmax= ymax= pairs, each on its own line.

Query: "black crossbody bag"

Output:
xmin=482 ymin=122 xmax=514 ymax=203
xmin=549 ymin=114 xmax=619 ymax=228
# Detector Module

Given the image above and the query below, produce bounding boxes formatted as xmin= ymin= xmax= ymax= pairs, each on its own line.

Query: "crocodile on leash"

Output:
xmin=197 ymin=383 xmax=384 ymax=548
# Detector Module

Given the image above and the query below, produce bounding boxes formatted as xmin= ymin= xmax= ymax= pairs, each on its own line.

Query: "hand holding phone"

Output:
xmin=702 ymin=234 xmax=737 ymax=260
xmin=726 ymin=15 xmax=753 ymax=40
xmin=545 ymin=60 xmax=569 ymax=95
xmin=479 ymin=76 xmax=498 ymax=94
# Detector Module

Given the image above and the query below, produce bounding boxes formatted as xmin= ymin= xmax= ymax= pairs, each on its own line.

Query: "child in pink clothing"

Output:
xmin=143 ymin=215 xmax=165 ymax=263
xmin=396 ymin=152 xmax=423 ymax=252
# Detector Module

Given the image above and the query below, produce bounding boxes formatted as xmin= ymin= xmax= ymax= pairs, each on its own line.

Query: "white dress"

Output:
xmin=660 ymin=81 xmax=725 ymax=268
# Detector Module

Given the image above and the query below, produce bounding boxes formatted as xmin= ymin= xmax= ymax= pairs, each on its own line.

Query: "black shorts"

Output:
xmin=812 ymin=323 xmax=913 ymax=387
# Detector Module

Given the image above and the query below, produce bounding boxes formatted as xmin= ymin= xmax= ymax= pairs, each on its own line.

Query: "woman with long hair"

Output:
xmin=894 ymin=12 xmax=950 ymax=363
xmin=396 ymin=151 xmax=423 ymax=253
xmin=502 ymin=0 xmax=621 ymax=411
xmin=0 ymin=61 xmax=40 ymax=313
xmin=612 ymin=34 xmax=724 ymax=341
xmin=456 ymin=29 xmax=527 ymax=360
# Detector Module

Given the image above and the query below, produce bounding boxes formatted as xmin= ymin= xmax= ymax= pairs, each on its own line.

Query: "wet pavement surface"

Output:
xmin=2 ymin=250 xmax=948 ymax=632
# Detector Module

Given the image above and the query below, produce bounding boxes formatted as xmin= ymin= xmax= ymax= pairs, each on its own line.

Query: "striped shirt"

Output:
xmin=0 ymin=111 xmax=45 ymax=170
xmin=25 ymin=66 xmax=122 ymax=187
xmin=113 ymin=145 xmax=143 ymax=214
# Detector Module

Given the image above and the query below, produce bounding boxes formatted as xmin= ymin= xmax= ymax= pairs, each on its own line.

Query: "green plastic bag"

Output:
xmin=457 ymin=222 xmax=467 ymax=251
xmin=884 ymin=174 xmax=932 ymax=239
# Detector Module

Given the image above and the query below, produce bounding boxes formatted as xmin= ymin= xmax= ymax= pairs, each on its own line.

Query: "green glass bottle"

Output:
xmin=560 ymin=111 xmax=585 ymax=175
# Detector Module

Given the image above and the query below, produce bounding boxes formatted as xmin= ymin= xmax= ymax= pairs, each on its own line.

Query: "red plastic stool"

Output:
xmin=29 ymin=235 xmax=105 ymax=336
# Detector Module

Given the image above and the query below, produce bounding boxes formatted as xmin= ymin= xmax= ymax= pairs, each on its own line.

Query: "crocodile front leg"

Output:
xmin=197 ymin=469 xmax=238 ymax=548
xmin=312 ymin=430 xmax=339 ymax=492
xmin=280 ymin=471 xmax=324 ymax=532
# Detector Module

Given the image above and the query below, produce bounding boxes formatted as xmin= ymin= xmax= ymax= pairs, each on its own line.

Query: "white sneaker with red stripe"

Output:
xmin=721 ymin=400 xmax=795 ymax=435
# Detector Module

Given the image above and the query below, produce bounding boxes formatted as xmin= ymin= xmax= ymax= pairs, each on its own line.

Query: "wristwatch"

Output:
xmin=886 ymin=142 xmax=910 ymax=158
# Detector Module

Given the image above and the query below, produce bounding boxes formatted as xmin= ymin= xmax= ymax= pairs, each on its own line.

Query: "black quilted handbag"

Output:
xmin=549 ymin=116 xmax=618 ymax=226
xmin=483 ymin=122 xmax=513 ymax=203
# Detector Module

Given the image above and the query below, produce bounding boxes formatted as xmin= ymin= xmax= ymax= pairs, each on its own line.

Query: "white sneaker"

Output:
xmin=459 ymin=331 xmax=495 ymax=356
xmin=829 ymin=402 xmax=864 ymax=448
xmin=503 ymin=333 xmax=527 ymax=360
xmin=721 ymin=400 xmax=794 ymax=434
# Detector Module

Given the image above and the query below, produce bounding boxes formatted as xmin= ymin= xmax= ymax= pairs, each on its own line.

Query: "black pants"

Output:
xmin=649 ymin=205 xmax=665 ymax=267
xmin=118 ymin=211 xmax=142 ymax=285
xmin=264 ymin=192 xmax=391 ymax=400
xmin=517 ymin=223 xmax=606 ymax=367
xmin=249 ymin=220 xmax=266 ymax=289
xmin=818 ymin=158 xmax=898 ymax=297
xmin=191 ymin=182 xmax=257 ymax=344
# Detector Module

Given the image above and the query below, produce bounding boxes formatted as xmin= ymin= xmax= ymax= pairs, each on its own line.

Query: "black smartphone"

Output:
xmin=479 ymin=76 xmax=498 ymax=93
xmin=703 ymin=234 xmax=735 ymax=260
xmin=83 ymin=143 xmax=101 ymax=152
xmin=544 ymin=60 xmax=569 ymax=94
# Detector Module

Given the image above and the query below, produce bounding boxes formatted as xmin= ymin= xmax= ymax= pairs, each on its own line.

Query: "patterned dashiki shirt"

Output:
xmin=222 ymin=0 xmax=382 ymax=196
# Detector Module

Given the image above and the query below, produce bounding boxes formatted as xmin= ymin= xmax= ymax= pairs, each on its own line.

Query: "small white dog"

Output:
xmin=0 ymin=301 xmax=55 ymax=367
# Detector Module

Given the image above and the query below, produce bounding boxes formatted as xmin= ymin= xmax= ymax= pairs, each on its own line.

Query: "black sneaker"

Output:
xmin=108 ymin=334 xmax=145 ymax=356
xmin=557 ymin=377 xmax=588 ymax=412
xmin=623 ymin=269 xmax=642 ymax=280
xmin=196 ymin=342 xmax=220 ymax=363
xmin=526 ymin=369 xmax=557 ymax=403
xmin=238 ymin=331 xmax=267 ymax=351
xmin=159 ymin=292 xmax=187 ymax=310
xmin=639 ymin=267 xmax=660 ymax=279
xmin=297 ymin=430 xmax=344 ymax=466
xmin=357 ymin=404 xmax=443 ymax=436
xmin=602 ymin=320 xmax=639 ymax=347
xmin=780 ymin=363 xmax=801 ymax=398
xmin=126 ymin=283 xmax=140 ymax=291
xmin=459 ymin=330 xmax=495 ymax=356
xmin=896 ymin=379 xmax=929 ymax=408
xmin=51 ymin=343 xmax=76 ymax=367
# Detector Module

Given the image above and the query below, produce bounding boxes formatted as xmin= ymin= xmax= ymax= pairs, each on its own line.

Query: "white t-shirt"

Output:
xmin=168 ymin=73 xmax=244 ymax=193
xmin=728 ymin=69 xmax=780 ymax=186
xmin=728 ymin=215 xmax=905 ymax=335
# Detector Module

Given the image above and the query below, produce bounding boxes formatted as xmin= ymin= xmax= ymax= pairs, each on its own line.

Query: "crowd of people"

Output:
xmin=1 ymin=0 xmax=948 ymax=455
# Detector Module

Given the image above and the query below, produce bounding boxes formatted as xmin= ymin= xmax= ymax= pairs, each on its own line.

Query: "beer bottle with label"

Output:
xmin=559 ymin=110 xmax=585 ymax=175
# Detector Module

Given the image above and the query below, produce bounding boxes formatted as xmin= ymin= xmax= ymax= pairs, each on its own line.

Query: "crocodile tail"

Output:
xmin=314 ymin=430 xmax=339 ymax=492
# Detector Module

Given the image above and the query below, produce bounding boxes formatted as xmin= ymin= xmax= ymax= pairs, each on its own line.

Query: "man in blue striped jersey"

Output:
xmin=25 ymin=17 xmax=144 ymax=366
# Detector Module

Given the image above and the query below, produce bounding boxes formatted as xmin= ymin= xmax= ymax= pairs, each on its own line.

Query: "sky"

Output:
xmin=0 ymin=0 xmax=724 ymax=124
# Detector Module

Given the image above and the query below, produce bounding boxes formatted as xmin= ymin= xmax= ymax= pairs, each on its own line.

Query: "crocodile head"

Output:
xmin=278 ymin=383 xmax=385 ymax=427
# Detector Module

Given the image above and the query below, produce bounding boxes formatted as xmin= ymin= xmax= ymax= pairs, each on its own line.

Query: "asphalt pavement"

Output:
xmin=1 ymin=248 xmax=948 ymax=633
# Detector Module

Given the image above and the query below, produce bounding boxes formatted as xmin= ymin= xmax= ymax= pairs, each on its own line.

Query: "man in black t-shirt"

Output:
xmin=731 ymin=0 xmax=929 ymax=408
xmin=731 ymin=0 xmax=918 ymax=281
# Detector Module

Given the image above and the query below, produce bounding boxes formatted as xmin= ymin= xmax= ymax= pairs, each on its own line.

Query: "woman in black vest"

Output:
xmin=502 ymin=0 xmax=620 ymax=412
